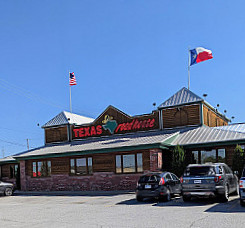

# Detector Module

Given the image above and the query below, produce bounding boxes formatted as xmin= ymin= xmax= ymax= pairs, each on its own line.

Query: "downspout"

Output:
xmin=200 ymin=102 xmax=204 ymax=126
xmin=159 ymin=109 xmax=163 ymax=130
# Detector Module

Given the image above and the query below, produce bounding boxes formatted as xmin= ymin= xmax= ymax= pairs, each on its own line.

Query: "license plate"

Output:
xmin=194 ymin=180 xmax=202 ymax=184
xmin=145 ymin=184 xmax=151 ymax=189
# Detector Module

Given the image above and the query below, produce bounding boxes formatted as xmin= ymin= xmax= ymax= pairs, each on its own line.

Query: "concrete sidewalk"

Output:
xmin=14 ymin=190 xmax=135 ymax=197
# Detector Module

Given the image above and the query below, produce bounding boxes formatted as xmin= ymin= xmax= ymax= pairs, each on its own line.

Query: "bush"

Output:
xmin=232 ymin=145 xmax=245 ymax=178
xmin=172 ymin=145 xmax=186 ymax=177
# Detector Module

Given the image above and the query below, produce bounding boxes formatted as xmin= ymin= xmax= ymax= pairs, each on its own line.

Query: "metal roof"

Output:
xmin=42 ymin=111 xmax=94 ymax=128
xmin=12 ymin=125 xmax=245 ymax=160
xmin=158 ymin=87 xmax=203 ymax=109
xmin=214 ymin=124 xmax=245 ymax=133
xmin=14 ymin=131 xmax=178 ymax=159
xmin=171 ymin=126 xmax=245 ymax=146
xmin=0 ymin=156 xmax=16 ymax=164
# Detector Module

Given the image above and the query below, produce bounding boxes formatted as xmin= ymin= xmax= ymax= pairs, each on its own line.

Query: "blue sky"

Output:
xmin=0 ymin=0 xmax=244 ymax=157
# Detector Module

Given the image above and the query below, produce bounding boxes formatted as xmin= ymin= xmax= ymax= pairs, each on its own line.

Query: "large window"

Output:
xmin=32 ymin=161 xmax=51 ymax=177
xmin=192 ymin=151 xmax=198 ymax=164
xmin=218 ymin=149 xmax=226 ymax=163
xmin=115 ymin=153 xmax=143 ymax=174
xmin=201 ymin=150 xmax=216 ymax=163
xmin=192 ymin=149 xmax=226 ymax=164
xmin=70 ymin=157 xmax=93 ymax=175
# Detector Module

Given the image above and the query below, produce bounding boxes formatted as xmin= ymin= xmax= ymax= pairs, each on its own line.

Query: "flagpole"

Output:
xmin=69 ymin=71 xmax=72 ymax=113
xmin=188 ymin=47 xmax=190 ymax=90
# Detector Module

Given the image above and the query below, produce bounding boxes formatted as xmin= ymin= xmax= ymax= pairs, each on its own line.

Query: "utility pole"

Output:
xmin=27 ymin=139 xmax=29 ymax=150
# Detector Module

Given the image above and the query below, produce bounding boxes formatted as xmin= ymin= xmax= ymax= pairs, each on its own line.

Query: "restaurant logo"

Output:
xmin=102 ymin=115 xmax=118 ymax=134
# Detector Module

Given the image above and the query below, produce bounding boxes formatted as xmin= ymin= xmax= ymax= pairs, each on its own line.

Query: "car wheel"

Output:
xmin=163 ymin=188 xmax=171 ymax=202
xmin=240 ymin=199 xmax=245 ymax=207
xmin=4 ymin=187 xmax=13 ymax=196
xmin=136 ymin=196 xmax=143 ymax=202
xmin=183 ymin=195 xmax=191 ymax=202
xmin=219 ymin=184 xmax=229 ymax=202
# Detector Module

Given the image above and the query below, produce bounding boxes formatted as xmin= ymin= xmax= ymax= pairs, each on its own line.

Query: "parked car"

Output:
xmin=0 ymin=181 xmax=14 ymax=196
xmin=180 ymin=163 xmax=239 ymax=202
xmin=239 ymin=167 xmax=245 ymax=206
xmin=136 ymin=172 xmax=182 ymax=202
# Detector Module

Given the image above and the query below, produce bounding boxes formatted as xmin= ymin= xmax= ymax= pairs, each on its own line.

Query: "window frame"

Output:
xmin=69 ymin=156 xmax=93 ymax=176
xmin=115 ymin=153 xmax=143 ymax=174
xmin=32 ymin=160 xmax=51 ymax=178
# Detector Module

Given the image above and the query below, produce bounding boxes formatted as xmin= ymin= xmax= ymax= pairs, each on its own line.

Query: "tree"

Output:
xmin=172 ymin=145 xmax=186 ymax=177
xmin=232 ymin=145 xmax=245 ymax=178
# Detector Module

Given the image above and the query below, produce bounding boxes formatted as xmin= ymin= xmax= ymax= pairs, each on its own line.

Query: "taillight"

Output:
xmin=214 ymin=175 xmax=222 ymax=183
xmin=180 ymin=177 xmax=183 ymax=183
xmin=159 ymin=177 xmax=165 ymax=185
xmin=240 ymin=180 xmax=244 ymax=188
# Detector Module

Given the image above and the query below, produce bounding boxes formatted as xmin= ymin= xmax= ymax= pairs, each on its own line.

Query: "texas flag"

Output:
xmin=190 ymin=47 xmax=213 ymax=66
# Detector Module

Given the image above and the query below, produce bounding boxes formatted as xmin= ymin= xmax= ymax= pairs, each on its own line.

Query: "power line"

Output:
xmin=0 ymin=77 xmax=66 ymax=109
xmin=0 ymin=76 xmax=94 ymax=118
xmin=0 ymin=138 xmax=27 ymax=147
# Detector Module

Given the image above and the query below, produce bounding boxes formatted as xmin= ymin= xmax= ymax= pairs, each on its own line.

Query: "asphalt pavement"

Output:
xmin=0 ymin=191 xmax=244 ymax=228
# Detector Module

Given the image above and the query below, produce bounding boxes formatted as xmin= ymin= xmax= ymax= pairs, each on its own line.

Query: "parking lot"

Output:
xmin=0 ymin=192 xmax=244 ymax=228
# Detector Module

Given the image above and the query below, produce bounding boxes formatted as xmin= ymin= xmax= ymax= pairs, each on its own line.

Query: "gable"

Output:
xmin=72 ymin=106 xmax=160 ymax=140
xmin=158 ymin=87 xmax=203 ymax=109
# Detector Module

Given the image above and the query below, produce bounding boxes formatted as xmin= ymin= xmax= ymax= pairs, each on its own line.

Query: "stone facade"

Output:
xmin=24 ymin=173 xmax=143 ymax=191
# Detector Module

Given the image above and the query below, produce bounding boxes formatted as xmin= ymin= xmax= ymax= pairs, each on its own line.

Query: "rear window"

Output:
xmin=138 ymin=175 xmax=161 ymax=183
xmin=184 ymin=166 xmax=216 ymax=177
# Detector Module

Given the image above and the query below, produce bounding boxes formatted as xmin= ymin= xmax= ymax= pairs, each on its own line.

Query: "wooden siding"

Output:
xmin=51 ymin=158 xmax=70 ymax=174
xmin=45 ymin=126 xmax=68 ymax=144
xmin=93 ymin=154 xmax=114 ymax=172
xmin=162 ymin=104 xmax=201 ymax=128
xmin=1 ymin=164 xmax=10 ymax=178
xmin=203 ymin=105 xmax=228 ymax=127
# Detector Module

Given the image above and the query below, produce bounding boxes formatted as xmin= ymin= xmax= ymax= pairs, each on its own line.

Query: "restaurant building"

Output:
xmin=1 ymin=87 xmax=245 ymax=191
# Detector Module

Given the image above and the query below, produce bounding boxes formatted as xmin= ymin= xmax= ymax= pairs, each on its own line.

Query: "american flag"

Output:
xmin=69 ymin=72 xmax=77 ymax=86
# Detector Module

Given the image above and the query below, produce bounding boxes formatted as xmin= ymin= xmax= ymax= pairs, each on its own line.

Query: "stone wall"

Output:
xmin=24 ymin=172 xmax=143 ymax=191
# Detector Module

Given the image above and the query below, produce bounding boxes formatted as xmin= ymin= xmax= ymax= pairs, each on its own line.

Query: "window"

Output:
xmin=192 ymin=151 xmax=199 ymax=164
xmin=218 ymin=149 xmax=226 ymax=163
xmin=184 ymin=166 xmax=215 ymax=176
xmin=70 ymin=157 xmax=93 ymax=175
xmin=137 ymin=153 xmax=143 ymax=172
xmin=193 ymin=149 xmax=226 ymax=164
xmin=115 ymin=153 xmax=143 ymax=173
xmin=123 ymin=154 xmax=135 ymax=173
xmin=171 ymin=173 xmax=179 ymax=180
xmin=32 ymin=161 xmax=51 ymax=177
xmin=10 ymin=164 xmax=19 ymax=179
xmin=165 ymin=173 xmax=172 ymax=181
xmin=201 ymin=150 xmax=216 ymax=163
xmin=116 ymin=155 xmax=122 ymax=173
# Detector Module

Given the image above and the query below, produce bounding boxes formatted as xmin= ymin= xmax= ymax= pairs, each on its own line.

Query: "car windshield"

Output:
xmin=138 ymin=175 xmax=161 ymax=183
xmin=184 ymin=166 xmax=216 ymax=176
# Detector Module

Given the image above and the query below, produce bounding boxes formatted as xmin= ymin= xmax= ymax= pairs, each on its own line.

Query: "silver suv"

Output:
xmin=181 ymin=163 xmax=239 ymax=202
xmin=0 ymin=181 xmax=14 ymax=196
xmin=239 ymin=167 xmax=245 ymax=206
